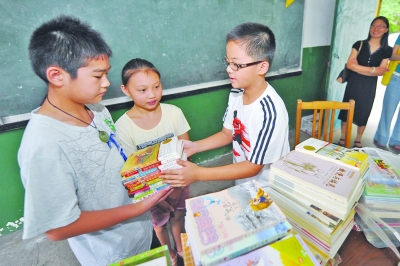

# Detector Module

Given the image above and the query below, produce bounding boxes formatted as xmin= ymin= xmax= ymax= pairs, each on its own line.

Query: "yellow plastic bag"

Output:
xmin=382 ymin=48 xmax=400 ymax=86
xmin=381 ymin=60 xmax=399 ymax=86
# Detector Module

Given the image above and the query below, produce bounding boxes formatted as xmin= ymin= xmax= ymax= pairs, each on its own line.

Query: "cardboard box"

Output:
xmin=300 ymin=114 xmax=319 ymax=136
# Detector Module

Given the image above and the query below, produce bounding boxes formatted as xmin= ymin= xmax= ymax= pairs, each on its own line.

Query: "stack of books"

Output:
xmin=181 ymin=232 xmax=319 ymax=266
xmin=120 ymin=136 xmax=186 ymax=203
xmin=184 ymin=180 xmax=292 ymax=266
xmin=358 ymin=147 xmax=400 ymax=218
xmin=267 ymin=138 xmax=370 ymax=262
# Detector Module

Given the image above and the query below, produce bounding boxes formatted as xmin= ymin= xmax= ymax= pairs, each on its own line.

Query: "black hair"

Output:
xmin=28 ymin=15 xmax=112 ymax=83
xmin=226 ymin=22 xmax=276 ymax=66
xmin=121 ymin=58 xmax=160 ymax=86
xmin=367 ymin=16 xmax=390 ymax=49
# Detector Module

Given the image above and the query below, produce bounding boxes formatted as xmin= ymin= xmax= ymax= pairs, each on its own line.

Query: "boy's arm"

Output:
xmin=195 ymin=127 xmax=232 ymax=152
xmin=162 ymin=159 xmax=264 ymax=187
xmin=184 ymin=127 xmax=232 ymax=157
xmin=45 ymin=187 xmax=172 ymax=241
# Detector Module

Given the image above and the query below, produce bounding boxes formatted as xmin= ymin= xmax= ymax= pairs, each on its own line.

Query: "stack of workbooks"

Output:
xmin=216 ymin=233 xmax=319 ymax=266
xmin=120 ymin=136 xmax=186 ymax=203
xmin=181 ymin=232 xmax=319 ymax=266
xmin=295 ymin=138 xmax=369 ymax=174
xmin=184 ymin=180 xmax=292 ymax=266
xmin=358 ymin=147 xmax=400 ymax=219
xmin=267 ymin=139 xmax=370 ymax=261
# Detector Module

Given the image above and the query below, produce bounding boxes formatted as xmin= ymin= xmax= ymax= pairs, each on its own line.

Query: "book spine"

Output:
xmin=158 ymin=162 xmax=182 ymax=171
xmin=271 ymin=166 xmax=349 ymax=204
xmin=270 ymin=173 xmax=347 ymax=217
xmin=267 ymin=188 xmax=336 ymax=236
xmin=288 ymin=218 xmax=331 ymax=252
xmin=122 ymin=167 xmax=161 ymax=183
xmin=268 ymin=180 xmax=341 ymax=225
xmin=202 ymin=221 xmax=292 ymax=266
xmin=131 ymin=183 xmax=170 ymax=203
xmin=295 ymin=145 xmax=361 ymax=171
xmin=300 ymin=234 xmax=330 ymax=265
xmin=270 ymin=171 xmax=349 ymax=208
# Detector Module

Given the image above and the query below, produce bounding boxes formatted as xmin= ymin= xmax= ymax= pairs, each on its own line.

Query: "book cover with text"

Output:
xmin=120 ymin=137 xmax=185 ymax=201
xmin=185 ymin=180 xmax=286 ymax=257
xmin=201 ymin=221 xmax=292 ymax=266
xmin=361 ymin=148 xmax=400 ymax=198
xmin=269 ymin=171 xmax=365 ymax=219
xmin=295 ymin=138 xmax=369 ymax=172
xmin=216 ymin=234 xmax=319 ymax=266
xmin=271 ymin=150 xmax=361 ymax=203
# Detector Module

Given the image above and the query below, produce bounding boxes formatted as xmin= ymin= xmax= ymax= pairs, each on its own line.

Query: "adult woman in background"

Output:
xmin=338 ymin=16 xmax=392 ymax=148
xmin=374 ymin=34 xmax=400 ymax=151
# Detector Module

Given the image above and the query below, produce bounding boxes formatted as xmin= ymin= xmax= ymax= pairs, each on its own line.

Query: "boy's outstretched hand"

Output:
xmin=161 ymin=159 xmax=200 ymax=187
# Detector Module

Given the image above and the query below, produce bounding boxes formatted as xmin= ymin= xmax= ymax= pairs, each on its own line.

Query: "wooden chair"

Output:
xmin=294 ymin=99 xmax=355 ymax=148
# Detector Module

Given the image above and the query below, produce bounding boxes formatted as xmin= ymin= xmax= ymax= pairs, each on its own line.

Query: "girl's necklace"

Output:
xmin=46 ymin=96 xmax=109 ymax=143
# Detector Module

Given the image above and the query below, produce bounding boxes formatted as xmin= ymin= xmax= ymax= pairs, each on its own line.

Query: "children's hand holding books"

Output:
xmin=138 ymin=186 xmax=173 ymax=207
xmin=162 ymin=159 xmax=200 ymax=187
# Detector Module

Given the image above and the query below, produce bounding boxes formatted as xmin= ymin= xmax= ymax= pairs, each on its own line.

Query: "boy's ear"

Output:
xmin=120 ymin=85 xmax=130 ymax=96
xmin=46 ymin=67 xmax=64 ymax=86
xmin=259 ymin=61 xmax=270 ymax=75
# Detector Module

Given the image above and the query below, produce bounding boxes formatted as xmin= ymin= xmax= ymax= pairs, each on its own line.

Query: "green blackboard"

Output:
xmin=0 ymin=0 xmax=304 ymax=118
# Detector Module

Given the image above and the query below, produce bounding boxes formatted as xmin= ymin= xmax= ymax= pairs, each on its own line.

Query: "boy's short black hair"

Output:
xmin=28 ymin=15 xmax=112 ymax=83
xmin=226 ymin=22 xmax=276 ymax=66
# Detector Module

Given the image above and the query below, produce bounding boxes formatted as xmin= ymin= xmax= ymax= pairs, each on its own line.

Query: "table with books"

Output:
xmin=181 ymin=138 xmax=400 ymax=266
xmin=114 ymin=137 xmax=400 ymax=266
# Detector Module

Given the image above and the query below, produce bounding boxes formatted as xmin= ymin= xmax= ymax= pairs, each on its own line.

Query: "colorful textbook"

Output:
xmin=216 ymin=234 xmax=319 ymax=266
xmin=185 ymin=180 xmax=286 ymax=262
xmin=120 ymin=136 xmax=185 ymax=202
xmin=198 ymin=221 xmax=292 ymax=266
xmin=295 ymin=138 xmax=369 ymax=173
xmin=270 ymin=150 xmax=361 ymax=204
xmin=269 ymin=170 xmax=365 ymax=220
xmin=360 ymin=148 xmax=400 ymax=198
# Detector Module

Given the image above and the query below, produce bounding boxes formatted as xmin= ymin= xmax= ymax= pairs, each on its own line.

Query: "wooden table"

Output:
xmin=338 ymin=229 xmax=400 ymax=266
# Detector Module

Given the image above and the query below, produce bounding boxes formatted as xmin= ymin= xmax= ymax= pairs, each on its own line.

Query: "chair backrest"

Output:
xmin=294 ymin=99 xmax=355 ymax=148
